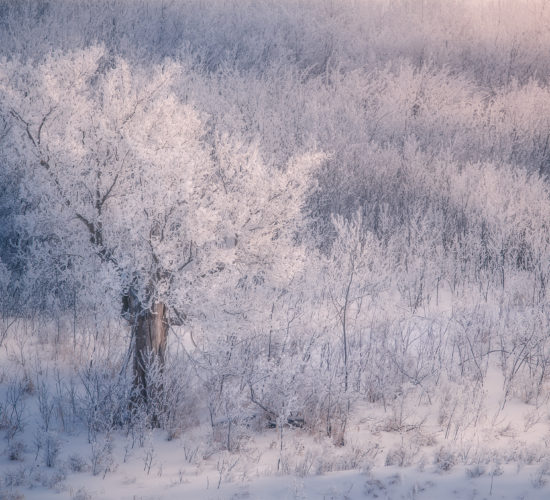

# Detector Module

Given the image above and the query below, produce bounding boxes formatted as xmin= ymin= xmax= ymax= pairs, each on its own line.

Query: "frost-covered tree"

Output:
xmin=0 ymin=47 xmax=320 ymax=407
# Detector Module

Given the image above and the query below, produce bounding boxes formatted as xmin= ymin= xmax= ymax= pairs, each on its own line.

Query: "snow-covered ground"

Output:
xmin=19 ymin=465 xmax=550 ymax=500
xmin=2 ymin=322 xmax=550 ymax=500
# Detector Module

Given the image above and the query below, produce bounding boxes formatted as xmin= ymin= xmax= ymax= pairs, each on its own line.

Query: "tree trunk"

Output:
xmin=133 ymin=301 xmax=168 ymax=403
xmin=123 ymin=288 xmax=168 ymax=423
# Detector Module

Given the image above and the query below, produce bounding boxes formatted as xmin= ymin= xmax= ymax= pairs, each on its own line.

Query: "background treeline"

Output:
xmin=2 ymin=0 xmax=550 ymax=460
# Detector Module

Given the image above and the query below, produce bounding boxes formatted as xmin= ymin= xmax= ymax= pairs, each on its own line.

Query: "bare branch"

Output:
xmin=100 ymin=173 xmax=119 ymax=207
xmin=37 ymin=107 xmax=55 ymax=145
xmin=10 ymin=109 xmax=36 ymax=148
xmin=177 ymin=242 xmax=194 ymax=272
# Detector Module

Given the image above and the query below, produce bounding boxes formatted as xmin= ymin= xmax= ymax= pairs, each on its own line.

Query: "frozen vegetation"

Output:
xmin=2 ymin=0 xmax=550 ymax=498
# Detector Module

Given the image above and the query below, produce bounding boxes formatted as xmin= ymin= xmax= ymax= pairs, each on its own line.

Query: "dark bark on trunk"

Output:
xmin=133 ymin=301 xmax=168 ymax=402
xmin=123 ymin=288 xmax=168 ymax=424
